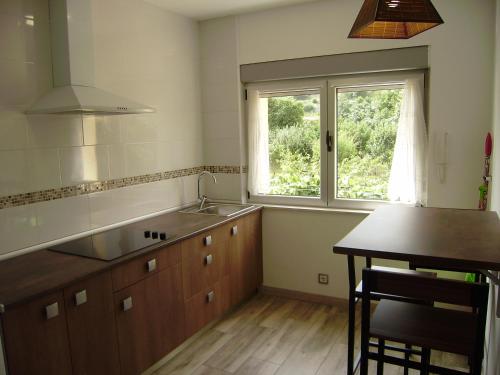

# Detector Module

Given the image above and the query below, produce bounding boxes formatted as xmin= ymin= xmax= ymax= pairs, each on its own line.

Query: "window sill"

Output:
xmin=255 ymin=203 xmax=372 ymax=215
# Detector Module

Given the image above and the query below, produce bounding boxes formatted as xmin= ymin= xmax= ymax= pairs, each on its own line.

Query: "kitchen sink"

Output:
xmin=180 ymin=203 xmax=254 ymax=217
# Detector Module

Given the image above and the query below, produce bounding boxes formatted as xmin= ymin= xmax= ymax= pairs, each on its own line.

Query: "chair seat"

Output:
xmin=355 ymin=266 xmax=436 ymax=298
xmin=370 ymin=300 xmax=477 ymax=356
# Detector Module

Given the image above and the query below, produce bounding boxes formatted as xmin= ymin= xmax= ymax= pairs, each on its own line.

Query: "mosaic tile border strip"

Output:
xmin=0 ymin=165 xmax=247 ymax=210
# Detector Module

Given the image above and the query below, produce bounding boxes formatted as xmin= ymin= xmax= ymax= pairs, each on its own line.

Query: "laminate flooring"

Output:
xmin=153 ymin=294 xmax=469 ymax=375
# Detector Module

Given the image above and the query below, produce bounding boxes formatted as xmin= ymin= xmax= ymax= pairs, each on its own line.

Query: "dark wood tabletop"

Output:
xmin=333 ymin=205 xmax=500 ymax=271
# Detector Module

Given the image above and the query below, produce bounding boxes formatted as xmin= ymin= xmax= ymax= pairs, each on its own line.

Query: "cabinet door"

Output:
xmin=181 ymin=226 xmax=229 ymax=300
xmin=229 ymin=211 xmax=263 ymax=305
xmin=114 ymin=264 xmax=184 ymax=375
xmin=184 ymin=275 xmax=231 ymax=337
xmin=1 ymin=292 xmax=72 ymax=375
xmin=64 ymin=272 xmax=120 ymax=375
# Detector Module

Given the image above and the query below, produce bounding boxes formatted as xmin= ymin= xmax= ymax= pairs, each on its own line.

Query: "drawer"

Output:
xmin=184 ymin=276 xmax=230 ymax=337
xmin=181 ymin=225 xmax=230 ymax=300
xmin=112 ymin=243 xmax=181 ymax=291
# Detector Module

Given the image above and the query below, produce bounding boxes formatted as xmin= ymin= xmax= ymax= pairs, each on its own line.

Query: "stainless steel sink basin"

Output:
xmin=180 ymin=203 xmax=254 ymax=217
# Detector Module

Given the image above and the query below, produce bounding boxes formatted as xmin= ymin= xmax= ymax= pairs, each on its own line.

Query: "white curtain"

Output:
xmin=388 ymin=77 xmax=428 ymax=205
xmin=247 ymin=88 xmax=270 ymax=195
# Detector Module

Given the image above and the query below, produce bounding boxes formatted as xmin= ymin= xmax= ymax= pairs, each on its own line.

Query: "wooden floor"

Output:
xmin=153 ymin=293 xmax=468 ymax=375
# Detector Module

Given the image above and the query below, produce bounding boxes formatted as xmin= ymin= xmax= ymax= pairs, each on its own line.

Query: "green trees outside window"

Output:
xmin=267 ymin=88 xmax=403 ymax=200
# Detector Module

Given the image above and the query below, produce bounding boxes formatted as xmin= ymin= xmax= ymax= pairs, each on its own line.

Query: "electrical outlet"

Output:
xmin=318 ymin=273 xmax=329 ymax=285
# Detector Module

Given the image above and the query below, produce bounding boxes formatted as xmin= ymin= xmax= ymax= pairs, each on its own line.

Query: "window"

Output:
xmin=247 ymin=72 xmax=427 ymax=209
xmin=264 ymin=91 xmax=321 ymax=197
xmin=334 ymin=84 xmax=404 ymax=202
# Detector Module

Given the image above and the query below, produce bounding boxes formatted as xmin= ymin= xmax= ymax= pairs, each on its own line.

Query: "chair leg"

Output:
xmin=404 ymin=344 xmax=411 ymax=375
xmin=347 ymin=255 xmax=357 ymax=375
xmin=377 ymin=339 xmax=385 ymax=375
xmin=470 ymin=354 xmax=483 ymax=375
xmin=347 ymin=297 xmax=356 ymax=375
xmin=420 ymin=348 xmax=430 ymax=375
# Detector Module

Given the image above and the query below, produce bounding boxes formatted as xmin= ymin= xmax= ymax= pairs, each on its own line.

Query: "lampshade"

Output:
xmin=348 ymin=0 xmax=444 ymax=39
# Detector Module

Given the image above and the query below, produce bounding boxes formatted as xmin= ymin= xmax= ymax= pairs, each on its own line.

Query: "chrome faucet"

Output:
xmin=198 ymin=171 xmax=217 ymax=209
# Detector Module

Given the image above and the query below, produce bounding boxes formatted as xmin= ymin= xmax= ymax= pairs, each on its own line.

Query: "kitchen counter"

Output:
xmin=0 ymin=206 xmax=262 ymax=311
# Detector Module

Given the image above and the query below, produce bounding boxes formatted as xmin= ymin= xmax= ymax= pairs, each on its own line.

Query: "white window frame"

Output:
xmin=247 ymin=71 xmax=425 ymax=210
xmin=246 ymin=78 xmax=328 ymax=207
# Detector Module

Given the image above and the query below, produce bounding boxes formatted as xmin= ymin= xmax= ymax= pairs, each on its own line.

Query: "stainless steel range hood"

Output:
xmin=26 ymin=0 xmax=155 ymax=115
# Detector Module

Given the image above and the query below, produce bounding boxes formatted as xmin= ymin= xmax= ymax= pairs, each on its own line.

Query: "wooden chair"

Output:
xmin=346 ymin=256 xmax=436 ymax=375
xmin=360 ymin=268 xmax=489 ymax=375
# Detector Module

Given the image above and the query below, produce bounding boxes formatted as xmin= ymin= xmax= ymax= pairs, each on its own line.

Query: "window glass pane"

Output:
xmin=267 ymin=93 xmax=321 ymax=197
xmin=336 ymin=87 xmax=403 ymax=201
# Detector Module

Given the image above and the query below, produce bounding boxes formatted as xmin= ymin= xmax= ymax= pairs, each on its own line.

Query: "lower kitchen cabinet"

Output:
xmin=1 ymin=292 xmax=73 ymax=375
xmin=0 ymin=210 xmax=262 ymax=375
xmin=184 ymin=275 xmax=231 ymax=337
xmin=64 ymin=272 xmax=121 ymax=375
xmin=181 ymin=224 xmax=230 ymax=301
xmin=229 ymin=211 xmax=263 ymax=305
xmin=114 ymin=263 xmax=185 ymax=375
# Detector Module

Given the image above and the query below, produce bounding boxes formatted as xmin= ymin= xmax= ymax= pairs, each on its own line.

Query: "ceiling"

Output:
xmin=144 ymin=0 xmax=319 ymax=20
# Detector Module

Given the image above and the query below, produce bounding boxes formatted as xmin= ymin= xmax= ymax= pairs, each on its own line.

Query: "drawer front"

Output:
xmin=184 ymin=277 xmax=230 ymax=337
xmin=112 ymin=243 xmax=181 ymax=291
xmin=181 ymin=226 xmax=229 ymax=300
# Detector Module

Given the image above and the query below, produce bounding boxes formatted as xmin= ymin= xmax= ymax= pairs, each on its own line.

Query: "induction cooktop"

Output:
xmin=49 ymin=222 xmax=171 ymax=261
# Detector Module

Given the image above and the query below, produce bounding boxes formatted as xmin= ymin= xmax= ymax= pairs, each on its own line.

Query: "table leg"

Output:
xmin=348 ymin=255 xmax=356 ymax=375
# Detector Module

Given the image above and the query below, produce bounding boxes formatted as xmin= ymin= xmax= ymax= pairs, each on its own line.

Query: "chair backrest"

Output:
xmin=362 ymin=268 xmax=489 ymax=309
xmin=409 ymin=259 xmax=481 ymax=275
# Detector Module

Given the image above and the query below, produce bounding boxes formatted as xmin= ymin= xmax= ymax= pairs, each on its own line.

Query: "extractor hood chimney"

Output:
xmin=26 ymin=0 xmax=155 ymax=115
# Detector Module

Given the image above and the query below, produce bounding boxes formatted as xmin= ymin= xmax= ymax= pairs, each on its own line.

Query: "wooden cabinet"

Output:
xmin=0 ymin=210 xmax=262 ymax=375
xmin=64 ymin=272 xmax=120 ymax=375
xmin=184 ymin=275 xmax=231 ymax=336
xmin=2 ymin=292 xmax=72 ymax=375
xmin=229 ymin=211 xmax=263 ymax=305
xmin=114 ymin=256 xmax=184 ymax=375
xmin=112 ymin=243 xmax=181 ymax=292
xmin=181 ymin=225 xmax=229 ymax=300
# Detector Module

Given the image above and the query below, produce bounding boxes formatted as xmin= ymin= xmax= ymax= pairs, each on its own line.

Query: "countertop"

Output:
xmin=0 ymin=206 xmax=262 ymax=312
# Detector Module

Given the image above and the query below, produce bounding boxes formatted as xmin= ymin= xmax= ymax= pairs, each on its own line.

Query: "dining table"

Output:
xmin=332 ymin=205 xmax=500 ymax=375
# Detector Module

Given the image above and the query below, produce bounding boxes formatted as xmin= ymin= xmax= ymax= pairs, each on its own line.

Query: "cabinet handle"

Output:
xmin=146 ymin=258 xmax=157 ymax=273
xmin=207 ymin=291 xmax=215 ymax=303
xmin=122 ymin=297 xmax=133 ymax=312
xmin=205 ymin=254 xmax=213 ymax=265
xmin=74 ymin=289 xmax=87 ymax=306
xmin=231 ymin=225 xmax=238 ymax=236
xmin=204 ymin=235 xmax=212 ymax=246
xmin=45 ymin=302 xmax=59 ymax=320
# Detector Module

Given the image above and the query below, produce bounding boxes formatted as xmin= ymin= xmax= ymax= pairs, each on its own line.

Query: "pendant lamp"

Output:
xmin=348 ymin=0 xmax=444 ymax=39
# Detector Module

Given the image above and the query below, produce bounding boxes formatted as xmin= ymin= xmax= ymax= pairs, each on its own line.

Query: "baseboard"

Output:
xmin=260 ymin=285 xmax=348 ymax=308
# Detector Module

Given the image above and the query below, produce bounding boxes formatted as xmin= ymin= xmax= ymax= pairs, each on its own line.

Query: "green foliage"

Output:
xmin=336 ymin=89 xmax=402 ymax=200
xmin=268 ymin=97 xmax=304 ymax=130
xmin=266 ymin=89 xmax=402 ymax=200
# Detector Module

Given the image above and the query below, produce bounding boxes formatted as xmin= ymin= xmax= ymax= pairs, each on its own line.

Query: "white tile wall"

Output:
xmin=36 ymin=195 xmax=91 ymax=243
xmin=0 ymin=0 xmax=204 ymax=257
xmin=60 ymin=146 xmax=110 ymax=185
xmin=83 ymin=115 xmax=122 ymax=145
xmin=0 ymin=150 xmax=30 ymax=195
xmin=28 ymin=148 xmax=62 ymax=190
xmin=199 ymin=16 xmax=244 ymax=201
xmin=27 ymin=115 xmax=84 ymax=148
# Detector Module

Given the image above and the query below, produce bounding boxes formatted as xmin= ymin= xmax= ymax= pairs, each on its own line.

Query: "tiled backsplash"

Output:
xmin=0 ymin=165 xmax=246 ymax=209
xmin=0 ymin=0 xmax=214 ymax=257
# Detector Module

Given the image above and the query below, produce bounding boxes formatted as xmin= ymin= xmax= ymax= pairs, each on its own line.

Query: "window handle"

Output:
xmin=326 ymin=130 xmax=333 ymax=152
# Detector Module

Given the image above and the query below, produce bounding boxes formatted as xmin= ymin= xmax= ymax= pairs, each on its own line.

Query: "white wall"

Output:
xmin=485 ymin=1 xmax=500 ymax=374
xmin=199 ymin=0 xmax=497 ymax=297
xmin=237 ymin=0 xmax=496 ymax=209
xmin=0 ymin=0 xmax=203 ymax=257
xmin=199 ymin=17 xmax=246 ymax=202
